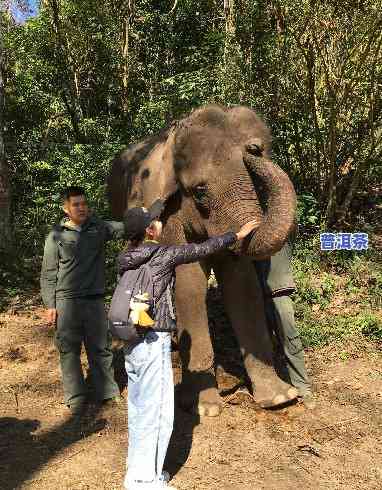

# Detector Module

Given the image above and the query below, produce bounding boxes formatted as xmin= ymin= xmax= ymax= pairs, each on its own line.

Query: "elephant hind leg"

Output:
xmin=213 ymin=256 xmax=298 ymax=408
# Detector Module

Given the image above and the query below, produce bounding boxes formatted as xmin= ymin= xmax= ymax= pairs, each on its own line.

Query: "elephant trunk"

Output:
xmin=243 ymin=151 xmax=297 ymax=259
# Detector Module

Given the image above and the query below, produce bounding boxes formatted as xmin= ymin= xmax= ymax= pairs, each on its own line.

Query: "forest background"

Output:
xmin=0 ymin=0 xmax=381 ymax=347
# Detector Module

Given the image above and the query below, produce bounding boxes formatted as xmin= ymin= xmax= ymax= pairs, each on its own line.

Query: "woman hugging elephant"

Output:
xmin=107 ymin=104 xmax=299 ymax=416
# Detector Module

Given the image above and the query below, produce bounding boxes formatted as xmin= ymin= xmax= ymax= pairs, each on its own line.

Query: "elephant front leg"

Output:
xmin=175 ymin=261 xmax=222 ymax=417
xmin=213 ymin=256 xmax=298 ymax=408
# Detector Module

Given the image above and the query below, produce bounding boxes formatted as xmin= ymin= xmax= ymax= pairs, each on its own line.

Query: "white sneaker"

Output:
xmin=159 ymin=471 xmax=170 ymax=483
xmin=126 ymin=486 xmax=177 ymax=490
xmin=157 ymin=474 xmax=177 ymax=489
xmin=124 ymin=477 xmax=176 ymax=490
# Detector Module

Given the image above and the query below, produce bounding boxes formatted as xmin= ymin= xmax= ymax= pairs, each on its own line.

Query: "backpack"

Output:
xmin=108 ymin=263 xmax=156 ymax=342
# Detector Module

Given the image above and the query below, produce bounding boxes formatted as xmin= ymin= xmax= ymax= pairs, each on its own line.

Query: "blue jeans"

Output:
xmin=124 ymin=331 xmax=174 ymax=489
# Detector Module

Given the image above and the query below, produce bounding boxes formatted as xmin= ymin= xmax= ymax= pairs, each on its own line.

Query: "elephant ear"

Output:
xmin=107 ymin=153 xmax=128 ymax=219
xmin=129 ymin=130 xmax=180 ymax=211
xmin=107 ymin=129 xmax=177 ymax=218
xmin=152 ymin=130 xmax=179 ymax=201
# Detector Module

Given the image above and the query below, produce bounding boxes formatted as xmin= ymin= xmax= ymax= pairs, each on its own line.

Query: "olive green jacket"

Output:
xmin=40 ymin=215 xmax=124 ymax=308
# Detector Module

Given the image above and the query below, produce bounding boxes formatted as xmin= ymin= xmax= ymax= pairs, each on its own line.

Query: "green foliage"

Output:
xmin=297 ymin=311 xmax=382 ymax=348
xmin=1 ymin=0 xmax=381 ymax=340
xmin=11 ymin=143 xmax=124 ymax=257
xmin=361 ymin=315 xmax=382 ymax=341
xmin=293 ymin=241 xmax=382 ymax=347
xmin=3 ymin=0 xmax=380 ymax=237
xmin=297 ymin=194 xmax=320 ymax=225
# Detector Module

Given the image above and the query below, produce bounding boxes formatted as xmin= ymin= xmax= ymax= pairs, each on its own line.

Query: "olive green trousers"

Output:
xmin=254 ymin=243 xmax=312 ymax=396
xmin=55 ymin=297 xmax=119 ymax=406
xmin=264 ymin=294 xmax=311 ymax=396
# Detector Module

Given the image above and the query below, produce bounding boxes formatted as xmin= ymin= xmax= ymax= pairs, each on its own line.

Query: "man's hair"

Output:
xmin=61 ymin=186 xmax=86 ymax=202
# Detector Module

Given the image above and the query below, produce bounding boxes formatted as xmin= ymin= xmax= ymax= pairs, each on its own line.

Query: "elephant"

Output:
xmin=107 ymin=104 xmax=298 ymax=416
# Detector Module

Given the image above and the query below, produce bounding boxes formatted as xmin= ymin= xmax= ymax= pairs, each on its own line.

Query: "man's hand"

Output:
xmin=236 ymin=219 xmax=261 ymax=240
xmin=46 ymin=308 xmax=57 ymax=325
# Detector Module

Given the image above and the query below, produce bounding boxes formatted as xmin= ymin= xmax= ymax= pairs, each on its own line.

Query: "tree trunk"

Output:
xmin=224 ymin=0 xmax=236 ymax=36
xmin=48 ymin=0 xmax=86 ymax=142
xmin=336 ymin=165 xmax=363 ymax=224
xmin=121 ymin=1 xmax=134 ymax=113
xmin=65 ymin=32 xmax=84 ymax=119
xmin=223 ymin=0 xmax=244 ymax=102
xmin=324 ymin=91 xmax=338 ymax=226
xmin=306 ymin=44 xmax=325 ymax=192
xmin=0 ymin=17 xmax=12 ymax=251
xmin=121 ymin=16 xmax=130 ymax=112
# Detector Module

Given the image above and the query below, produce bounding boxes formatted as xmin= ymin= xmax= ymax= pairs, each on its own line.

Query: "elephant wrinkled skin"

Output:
xmin=107 ymin=105 xmax=298 ymax=416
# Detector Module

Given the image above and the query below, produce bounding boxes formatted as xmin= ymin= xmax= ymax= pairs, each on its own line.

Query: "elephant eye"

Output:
xmin=193 ymin=184 xmax=208 ymax=201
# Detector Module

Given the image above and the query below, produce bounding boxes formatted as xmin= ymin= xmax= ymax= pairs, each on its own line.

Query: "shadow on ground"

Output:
xmin=166 ymin=406 xmax=199 ymax=478
xmin=0 ymin=407 xmax=106 ymax=490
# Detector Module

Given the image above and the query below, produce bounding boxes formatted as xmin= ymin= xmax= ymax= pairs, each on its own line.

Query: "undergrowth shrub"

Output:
xmin=293 ymin=238 xmax=381 ymax=347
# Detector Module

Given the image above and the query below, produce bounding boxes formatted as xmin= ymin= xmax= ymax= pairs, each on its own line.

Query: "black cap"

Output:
xmin=123 ymin=199 xmax=165 ymax=240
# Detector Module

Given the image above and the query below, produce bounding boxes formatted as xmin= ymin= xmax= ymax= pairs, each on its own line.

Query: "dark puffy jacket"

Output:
xmin=118 ymin=232 xmax=237 ymax=332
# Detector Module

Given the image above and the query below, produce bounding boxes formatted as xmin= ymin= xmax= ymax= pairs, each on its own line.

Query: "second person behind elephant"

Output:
xmin=254 ymin=237 xmax=315 ymax=409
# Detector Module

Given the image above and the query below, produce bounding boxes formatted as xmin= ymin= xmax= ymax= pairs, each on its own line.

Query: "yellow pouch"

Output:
xmin=138 ymin=310 xmax=155 ymax=327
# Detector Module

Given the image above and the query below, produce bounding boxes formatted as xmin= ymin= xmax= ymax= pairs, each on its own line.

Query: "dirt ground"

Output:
xmin=1 ymin=292 xmax=381 ymax=490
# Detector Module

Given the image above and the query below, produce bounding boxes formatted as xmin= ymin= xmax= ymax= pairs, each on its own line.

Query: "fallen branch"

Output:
xmin=297 ymin=444 xmax=321 ymax=457
xmin=168 ymin=0 xmax=178 ymax=14
xmin=295 ymin=458 xmax=311 ymax=474
xmin=49 ymin=447 xmax=86 ymax=467
xmin=312 ymin=417 xmax=360 ymax=432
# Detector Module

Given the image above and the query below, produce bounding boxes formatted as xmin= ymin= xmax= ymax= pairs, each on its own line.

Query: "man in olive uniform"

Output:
xmin=254 ymin=239 xmax=315 ymax=409
xmin=41 ymin=186 xmax=124 ymax=415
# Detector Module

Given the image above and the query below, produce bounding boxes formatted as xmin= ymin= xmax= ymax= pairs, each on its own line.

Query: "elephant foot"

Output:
xmin=197 ymin=399 xmax=222 ymax=417
xmin=253 ymin=383 xmax=298 ymax=409
xmin=178 ymin=374 xmax=223 ymax=417
xmin=247 ymin=361 xmax=298 ymax=409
